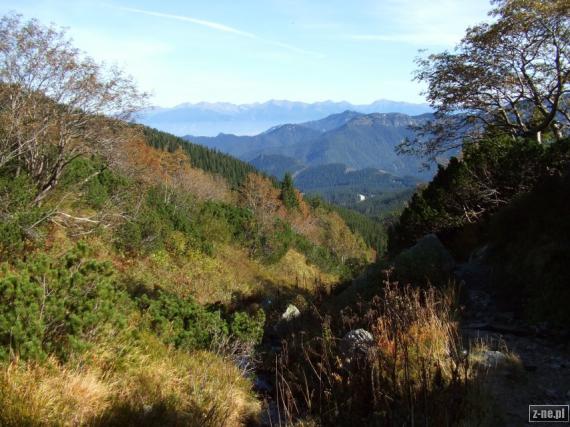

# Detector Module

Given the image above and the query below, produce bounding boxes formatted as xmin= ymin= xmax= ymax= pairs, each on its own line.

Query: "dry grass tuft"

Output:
xmin=275 ymin=278 xmax=485 ymax=425
xmin=0 ymin=358 xmax=112 ymax=426
xmin=0 ymin=335 xmax=260 ymax=426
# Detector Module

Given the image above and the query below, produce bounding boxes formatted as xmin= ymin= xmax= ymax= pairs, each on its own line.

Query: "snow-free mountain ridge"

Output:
xmin=137 ymin=99 xmax=432 ymax=136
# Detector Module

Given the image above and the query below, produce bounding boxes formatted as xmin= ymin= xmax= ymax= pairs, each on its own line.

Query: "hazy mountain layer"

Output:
xmin=137 ymin=99 xmax=431 ymax=136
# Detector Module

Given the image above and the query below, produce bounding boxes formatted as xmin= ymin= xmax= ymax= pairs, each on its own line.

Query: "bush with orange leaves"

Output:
xmin=115 ymin=133 xmax=231 ymax=203
xmin=239 ymin=173 xmax=371 ymax=267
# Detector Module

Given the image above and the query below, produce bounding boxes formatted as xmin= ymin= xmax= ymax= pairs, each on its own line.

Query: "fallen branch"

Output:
xmin=54 ymin=211 xmax=100 ymax=224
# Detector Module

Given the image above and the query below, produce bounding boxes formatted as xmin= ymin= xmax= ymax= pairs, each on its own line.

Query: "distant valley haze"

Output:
xmin=136 ymin=99 xmax=432 ymax=136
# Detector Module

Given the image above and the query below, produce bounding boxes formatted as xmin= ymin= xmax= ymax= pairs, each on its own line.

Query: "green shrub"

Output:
xmin=281 ymin=173 xmax=299 ymax=210
xmin=116 ymin=186 xmax=221 ymax=256
xmin=0 ymin=243 xmax=129 ymax=361
xmin=199 ymin=201 xmax=254 ymax=244
xmin=61 ymin=156 xmax=129 ymax=209
xmin=259 ymin=219 xmax=295 ymax=264
xmin=0 ymin=173 xmax=45 ymax=259
xmin=293 ymin=234 xmax=349 ymax=276
xmin=388 ymin=137 xmax=567 ymax=255
xmin=116 ymin=206 xmax=169 ymax=254
xmin=230 ymin=310 xmax=265 ymax=345
xmin=139 ymin=291 xmax=228 ymax=351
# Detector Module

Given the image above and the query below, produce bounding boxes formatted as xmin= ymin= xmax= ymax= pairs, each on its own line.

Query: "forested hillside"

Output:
xmin=186 ymin=111 xmax=435 ymax=179
xmin=0 ymin=14 xmax=374 ymax=425
xmin=142 ymin=127 xmax=264 ymax=188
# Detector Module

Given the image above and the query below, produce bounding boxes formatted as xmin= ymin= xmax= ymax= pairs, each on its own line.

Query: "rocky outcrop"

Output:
xmin=394 ymin=233 xmax=455 ymax=284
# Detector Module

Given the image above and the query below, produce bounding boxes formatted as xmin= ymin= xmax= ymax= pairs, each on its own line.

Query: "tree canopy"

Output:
xmin=281 ymin=172 xmax=299 ymax=210
xmin=0 ymin=13 xmax=146 ymax=203
xmin=399 ymin=0 xmax=570 ymax=160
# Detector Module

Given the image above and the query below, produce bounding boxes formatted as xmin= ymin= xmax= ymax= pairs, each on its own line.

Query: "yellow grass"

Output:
xmin=0 ymin=334 xmax=260 ymax=426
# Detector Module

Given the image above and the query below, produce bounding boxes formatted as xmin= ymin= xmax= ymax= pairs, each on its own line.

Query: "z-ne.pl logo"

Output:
xmin=529 ymin=405 xmax=569 ymax=423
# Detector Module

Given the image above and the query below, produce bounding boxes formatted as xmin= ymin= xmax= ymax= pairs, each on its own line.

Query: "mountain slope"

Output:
xmin=294 ymin=164 xmax=418 ymax=193
xmin=186 ymin=111 xmax=433 ymax=179
xmin=298 ymin=113 xmax=431 ymax=177
xmin=249 ymin=154 xmax=305 ymax=180
xmin=137 ymin=99 xmax=432 ymax=136
xmin=293 ymin=163 xmax=418 ymax=210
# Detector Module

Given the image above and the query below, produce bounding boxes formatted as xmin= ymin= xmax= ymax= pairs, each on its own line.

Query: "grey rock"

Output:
xmin=341 ymin=328 xmax=374 ymax=355
xmin=281 ymin=304 xmax=301 ymax=321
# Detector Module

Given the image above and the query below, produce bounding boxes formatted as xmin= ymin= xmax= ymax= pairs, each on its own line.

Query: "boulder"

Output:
xmin=341 ymin=328 xmax=374 ymax=355
xmin=394 ymin=234 xmax=455 ymax=284
xmin=281 ymin=304 xmax=301 ymax=321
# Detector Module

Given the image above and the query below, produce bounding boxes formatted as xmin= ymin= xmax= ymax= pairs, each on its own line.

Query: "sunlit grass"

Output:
xmin=0 ymin=333 xmax=260 ymax=426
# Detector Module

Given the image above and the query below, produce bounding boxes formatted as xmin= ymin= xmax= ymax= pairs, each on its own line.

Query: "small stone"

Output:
xmin=281 ymin=304 xmax=301 ymax=321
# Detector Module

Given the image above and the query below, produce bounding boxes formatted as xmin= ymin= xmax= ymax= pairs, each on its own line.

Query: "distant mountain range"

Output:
xmin=136 ymin=99 xmax=432 ymax=136
xmin=186 ymin=110 xmax=435 ymax=180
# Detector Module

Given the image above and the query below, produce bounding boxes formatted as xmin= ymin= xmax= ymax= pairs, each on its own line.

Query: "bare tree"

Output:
xmin=399 ymin=0 xmax=570 ymax=161
xmin=0 ymin=13 xmax=147 ymax=203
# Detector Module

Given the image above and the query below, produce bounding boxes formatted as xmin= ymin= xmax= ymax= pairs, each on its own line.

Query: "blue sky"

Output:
xmin=1 ymin=0 xmax=492 ymax=107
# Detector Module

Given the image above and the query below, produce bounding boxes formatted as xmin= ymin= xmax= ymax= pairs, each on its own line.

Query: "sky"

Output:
xmin=1 ymin=0 xmax=493 ymax=107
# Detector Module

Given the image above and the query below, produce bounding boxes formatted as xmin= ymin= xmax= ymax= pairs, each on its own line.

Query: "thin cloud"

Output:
xmin=114 ymin=6 xmax=256 ymax=38
xmin=110 ymin=5 xmax=323 ymax=57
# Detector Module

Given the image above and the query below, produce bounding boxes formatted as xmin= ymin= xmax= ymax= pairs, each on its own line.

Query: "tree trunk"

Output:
xmin=33 ymin=166 xmax=62 ymax=205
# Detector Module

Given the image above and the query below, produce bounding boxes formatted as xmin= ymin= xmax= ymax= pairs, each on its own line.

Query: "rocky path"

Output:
xmin=456 ymin=256 xmax=570 ymax=426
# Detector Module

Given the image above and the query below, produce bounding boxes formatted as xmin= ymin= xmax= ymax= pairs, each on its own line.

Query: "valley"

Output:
xmin=185 ymin=111 xmax=436 ymax=179
xmin=181 ymin=110 xmax=434 ymax=220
